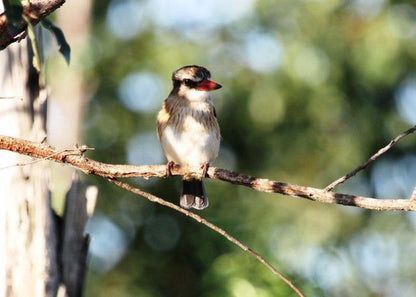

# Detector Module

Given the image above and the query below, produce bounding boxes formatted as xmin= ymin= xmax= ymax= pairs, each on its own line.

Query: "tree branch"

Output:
xmin=0 ymin=134 xmax=306 ymax=294
xmin=0 ymin=0 xmax=66 ymax=50
xmin=325 ymin=125 xmax=416 ymax=191
xmin=107 ymin=178 xmax=304 ymax=297
xmin=0 ymin=134 xmax=415 ymax=211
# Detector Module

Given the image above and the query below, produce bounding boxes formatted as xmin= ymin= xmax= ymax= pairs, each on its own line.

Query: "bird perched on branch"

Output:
xmin=157 ymin=65 xmax=222 ymax=210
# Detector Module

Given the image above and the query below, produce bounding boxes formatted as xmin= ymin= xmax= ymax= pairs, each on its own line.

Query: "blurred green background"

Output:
xmin=45 ymin=0 xmax=416 ymax=296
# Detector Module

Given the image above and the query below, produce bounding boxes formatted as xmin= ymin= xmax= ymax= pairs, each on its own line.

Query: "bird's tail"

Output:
xmin=180 ymin=179 xmax=208 ymax=210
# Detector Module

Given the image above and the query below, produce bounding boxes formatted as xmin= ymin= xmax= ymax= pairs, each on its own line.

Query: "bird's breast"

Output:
xmin=159 ymin=109 xmax=220 ymax=166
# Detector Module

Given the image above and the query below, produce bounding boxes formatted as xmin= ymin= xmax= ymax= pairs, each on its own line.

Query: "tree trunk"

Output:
xmin=0 ymin=35 xmax=57 ymax=297
xmin=0 ymin=24 xmax=94 ymax=297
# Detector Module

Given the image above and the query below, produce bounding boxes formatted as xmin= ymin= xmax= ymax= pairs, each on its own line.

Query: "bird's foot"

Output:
xmin=165 ymin=161 xmax=175 ymax=177
xmin=201 ymin=162 xmax=210 ymax=177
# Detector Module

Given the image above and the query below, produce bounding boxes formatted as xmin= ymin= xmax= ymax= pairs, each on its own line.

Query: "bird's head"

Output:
xmin=171 ymin=65 xmax=221 ymax=101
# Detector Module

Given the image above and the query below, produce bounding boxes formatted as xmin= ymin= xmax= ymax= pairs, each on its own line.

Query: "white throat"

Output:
xmin=180 ymin=87 xmax=210 ymax=102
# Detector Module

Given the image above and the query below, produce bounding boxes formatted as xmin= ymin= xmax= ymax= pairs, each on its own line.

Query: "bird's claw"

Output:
xmin=166 ymin=161 xmax=175 ymax=177
xmin=201 ymin=162 xmax=210 ymax=177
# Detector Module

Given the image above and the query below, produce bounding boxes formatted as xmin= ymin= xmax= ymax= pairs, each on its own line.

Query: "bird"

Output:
xmin=157 ymin=65 xmax=222 ymax=210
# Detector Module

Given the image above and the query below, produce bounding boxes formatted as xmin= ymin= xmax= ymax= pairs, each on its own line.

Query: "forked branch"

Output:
xmin=2 ymin=129 xmax=416 ymax=296
xmin=0 ymin=134 xmax=306 ymax=295
xmin=325 ymin=125 xmax=416 ymax=191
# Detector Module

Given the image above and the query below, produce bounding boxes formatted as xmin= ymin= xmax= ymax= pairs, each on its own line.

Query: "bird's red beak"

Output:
xmin=197 ymin=79 xmax=222 ymax=91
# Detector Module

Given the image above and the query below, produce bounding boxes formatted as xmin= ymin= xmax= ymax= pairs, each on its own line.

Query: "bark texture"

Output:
xmin=0 ymin=0 xmax=66 ymax=49
xmin=0 ymin=37 xmax=54 ymax=297
xmin=0 ymin=25 xmax=93 ymax=297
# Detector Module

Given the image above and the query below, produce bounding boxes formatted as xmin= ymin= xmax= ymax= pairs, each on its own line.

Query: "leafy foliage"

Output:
xmin=41 ymin=19 xmax=71 ymax=65
xmin=22 ymin=15 xmax=41 ymax=71
xmin=2 ymin=0 xmax=23 ymax=35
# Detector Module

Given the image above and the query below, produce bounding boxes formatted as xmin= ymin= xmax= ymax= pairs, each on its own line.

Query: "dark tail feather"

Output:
xmin=180 ymin=179 xmax=208 ymax=210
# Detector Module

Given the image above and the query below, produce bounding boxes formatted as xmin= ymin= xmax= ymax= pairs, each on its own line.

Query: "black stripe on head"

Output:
xmin=183 ymin=79 xmax=198 ymax=88
xmin=171 ymin=65 xmax=212 ymax=88
xmin=193 ymin=66 xmax=211 ymax=80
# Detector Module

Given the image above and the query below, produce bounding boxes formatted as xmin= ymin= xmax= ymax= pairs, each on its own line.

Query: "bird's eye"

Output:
xmin=183 ymin=79 xmax=197 ymax=88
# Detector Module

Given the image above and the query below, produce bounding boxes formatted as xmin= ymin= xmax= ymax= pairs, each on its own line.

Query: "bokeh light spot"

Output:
xmin=106 ymin=0 xmax=146 ymax=40
xmin=371 ymin=155 xmax=416 ymax=198
xmin=348 ymin=0 xmax=386 ymax=19
xmin=248 ymin=85 xmax=286 ymax=127
xmin=126 ymin=132 xmax=165 ymax=165
xmin=229 ymin=278 xmax=257 ymax=297
xmin=349 ymin=232 xmax=398 ymax=291
xmin=148 ymin=0 xmax=255 ymax=32
xmin=118 ymin=72 xmax=163 ymax=113
xmin=243 ymin=32 xmax=284 ymax=74
xmin=387 ymin=4 xmax=416 ymax=40
xmin=86 ymin=213 xmax=128 ymax=273
xmin=395 ymin=76 xmax=416 ymax=125
xmin=294 ymin=46 xmax=330 ymax=86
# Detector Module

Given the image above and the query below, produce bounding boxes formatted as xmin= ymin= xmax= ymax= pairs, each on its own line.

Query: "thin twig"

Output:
xmin=0 ymin=96 xmax=23 ymax=100
xmin=325 ymin=125 xmax=416 ymax=191
xmin=0 ymin=149 xmax=69 ymax=170
xmin=0 ymin=143 xmax=91 ymax=170
xmin=107 ymin=178 xmax=305 ymax=297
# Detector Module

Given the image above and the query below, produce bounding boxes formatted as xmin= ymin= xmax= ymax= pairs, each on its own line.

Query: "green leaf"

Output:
xmin=2 ymin=0 xmax=23 ymax=35
xmin=22 ymin=15 xmax=41 ymax=72
xmin=40 ymin=19 xmax=71 ymax=65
